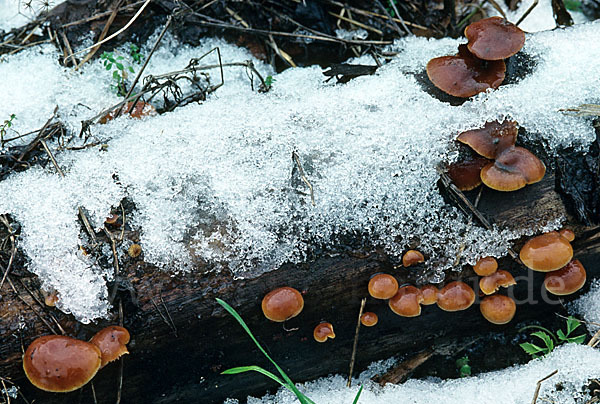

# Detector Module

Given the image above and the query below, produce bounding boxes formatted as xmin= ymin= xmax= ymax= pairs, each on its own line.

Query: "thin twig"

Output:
xmin=347 ymin=297 xmax=366 ymax=387
xmin=151 ymin=296 xmax=178 ymax=336
xmin=292 ymin=151 xmax=315 ymax=206
xmin=60 ymin=1 xmax=147 ymax=28
xmin=516 ymin=0 xmax=539 ymax=26
xmin=531 ymin=370 xmax=558 ymax=404
xmin=59 ymin=30 xmax=77 ymax=67
xmin=116 ymin=300 xmax=124 ymax=404
xmin=104 ymin=227 xmax=121 ymax=304
xmin=0 ymin=215 xmax=16 ymax=291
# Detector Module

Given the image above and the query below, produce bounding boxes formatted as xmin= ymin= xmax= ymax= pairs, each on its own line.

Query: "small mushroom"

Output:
xmin=447 ymin=154 xmax=491 ymax=191
xmin=473 ymin=256 xmax=498 ymax=276
xmin=104 ymin=213 xmax=119 ymax=226
xmin=465 ymin=17 xmax=526 ymax=61
xmin=313 ymin=322 xmax=335 ymax=342
xmin=99 ymin=101 xmax=157 ymax=124
xmin=456 ymin=120 xmax=518 ymax=159
xmin=43 ymin=290 xmax=59 ymax=307
xmin=480 ymin=146 xmax=545 ymax=191
xmin=261 ymin=287 xmax=304 ymax=322
xmin=437 ymin=281 xmax=475 ymax=312
xmin=89 ymin=326 xmax=130 ymax=367
xmin=426 ymin=45 xmax=506 ymax=98
xmin=479 ymin=270 xmax=516 ymax=295
xmin=480 ymin=295 xmax=516 ymax=324
xmin=368 ymin=274 xmax=399 ymax=300
xmin=128 ymin=244 xmax=142 ymax=258
xmin=388 ymin=285 xmax=424 ymax=317
xmin=519 ymin=231 xmax=573 ymax=272
xmin=402 ymin=250 xmax=425 ymax=267
xmin=544 ymin=259 xmax=587 ymax=296
xmin=559 ymin=228 xmax=575 ymax=242
xmin=360 ymin=312 xmax=378 ymax=327
xmin=23 ymin=335 xmax=102 ymax=392
xmin=420 ymin=285 xmax=439 ymax=305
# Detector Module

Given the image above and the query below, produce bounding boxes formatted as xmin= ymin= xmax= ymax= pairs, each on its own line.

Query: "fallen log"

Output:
xmin=1 ymin=172 xmax=599 ymax=404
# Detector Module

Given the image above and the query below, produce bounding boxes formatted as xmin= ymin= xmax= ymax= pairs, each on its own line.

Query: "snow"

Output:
xmin=572 ymin=279 xmax=600 ymax=333
xmin=487 ymin=0 xmax=590 ymax=32
xmin=228 ymin=344 xmax=599 ymax=404
xmin=0 ymin=0 xmax=40 ymax=32
xmin=1 ymin=19 xmax=600 ymax=321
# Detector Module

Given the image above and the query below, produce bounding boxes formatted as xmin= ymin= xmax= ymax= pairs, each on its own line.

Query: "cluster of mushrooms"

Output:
xmin=22 ymin=326 xmax=130 ymax=392
xmin=427 ymin=16 xmax=525 ymax=98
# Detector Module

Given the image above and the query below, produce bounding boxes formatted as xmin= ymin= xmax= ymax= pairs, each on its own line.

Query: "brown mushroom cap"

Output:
xmin=426 ymin=45 xmax=506 ymax=98
xmin=479 ymin=270 xmax=517 ymax=295
xmin=457 ymin=120 xmax=518 ymax=159
xmin=23 ymin=335 xmax=102 ymax=393
xmin=368 ymin=274 xmax=399 ymax=300
xmin=480 ymin=146 xmax=546 ymax=191
xmin=473 ymin=256 xmax=498 ymax=276
xmin=313 ymin=322 xmax=335 ymax=342
xmin=447 ymin=154 xmax=491 ymax=191
xmin=559 ymin=228 xmax=575 ymax=242
xmin=421 ymin=285 xmax=439 ymax=305
xmin=89 ymin=326 xmax=130 ymax=367
xmin=520 ymin=231 xmax=574 ymax=272
xmin=402 ymin=250 xmax=425 ymax=267
xmin=99 ymin=101 xmax=156 ymax=124
xmin=360 ymin=312 xmax=379 ymax=327
xmin=261 ymin=287 xmax=305 ymax=322
xmin=437 ymin=281 xmax=476 ymax=311
xmin=544 ymin=259 xmax=587 ymax=296
xmin=389 ymin=285 xmax=424 ymax=317
xmin=480 ymin=295 xmax=516 ymax=324
xmin=465 ymin=17 xmax=525 ymax=61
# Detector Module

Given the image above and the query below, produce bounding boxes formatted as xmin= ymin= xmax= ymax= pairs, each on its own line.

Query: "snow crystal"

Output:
xmin=233 ymin=344 xmax=600 ymax=404
xmin=0 ymin=0 xmax=40 ymax=32
xmin=572 ymin=279 xmax=600 ymax=333
xmin=1 ymin=22 xmax=599 ymax=321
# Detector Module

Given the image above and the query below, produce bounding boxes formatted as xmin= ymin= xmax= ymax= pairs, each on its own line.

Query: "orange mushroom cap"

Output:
xmin=473 ymin=256 xmax=498 ymax=276
xmin=479 ymin=270 xmax=516 ymax=295
xmin=261 ymin=287 xmax=304 ymax=322
xmin=447 ymin=154 xmax=491 ymax=191
xmin=402 ymin=250 xmax=425 ymax=267
xmin=465 ymin=17 xmax=525 ymax=61
xmin=544 ymin=259 xmax=587 ymax=296
xmin=480 ymin=146 xmax=545 ymax=191
xmin=519 ymin=231 xmax=574 ymax=272
xmin=420 ymin=285 xmax=439 ymax=305
xmin=480 ymin=295 xmax=516 ymax=324
xmin=360 ymin=312 xmax=379 ymax=327
xmin=559 ymin=228 xmax=575 ymax=242
xmin=426 ymin=45 xmax=506 ymax=98
xmin=437 ymin=281 xmax=475 ymax=311
xmin=388 ymin=285 xmax=424 ymax=317
xmin=89 ymin=326 xmax=130 ymax=367
xmin=313 ymin=322 xmax=335 ymax=342
xmin=23 ymin=335 xmax=102 ymax=393
xmin=456 ymin=120 xmax=518 ymax=159
xmin=368 ymin=274 xmax=399 ymax=300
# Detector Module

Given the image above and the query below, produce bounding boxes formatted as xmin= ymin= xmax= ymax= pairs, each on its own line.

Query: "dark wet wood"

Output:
xmin=1 ymin=173 xmax=599 ymax=404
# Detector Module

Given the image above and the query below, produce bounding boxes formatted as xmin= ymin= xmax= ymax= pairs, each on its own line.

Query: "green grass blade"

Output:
xmin=352 ymin=385 xmax=364 ymax=404
xmin=216 ymin=298 xmax=314 ymax=404
xmin=222 ymin=366 xmax=287 ymax=388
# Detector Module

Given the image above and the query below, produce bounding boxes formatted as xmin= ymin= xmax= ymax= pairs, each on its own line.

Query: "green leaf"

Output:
xmin=108 ymin=55 xmax=115 ymax=63
xmin=128 ymin=66 xmax=135 ymax=73
xmin=460 ymin=364 xmax=471 ymax=377
xmin=564 ymin=0 xmax=582 ymax=11
xmin=567 ymin=334 xmax=587 ymax=344
xmin=352 ymin=385 xmax=364 ymax=404
xmin=113 ymin=71 xmax=120 ymax=80
xmin=520 ymin=342 xmax=545 ymax=355
xmin=531 ymin=331 xmax=554 ymax=352
xmin=216 ymin=299 xmax=315 ymax=404
xmin=117 ymin=55 xmax=124 ymax=60
xmin=222 ymin=366 xmax=287 ymax=387
xmin=566 ymin=316 xmax=581 ymax=335
xmin=105 ymin=63 xmax=112 ymax=70
xmin=115 ymin=62 xmax=124 ymax=71
xmin=557 ymin=329 xmax=567 ymax=341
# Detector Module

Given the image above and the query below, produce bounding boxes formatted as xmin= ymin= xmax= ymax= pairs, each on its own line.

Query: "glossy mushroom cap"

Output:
xmin=520 ymin=231 xmax=573 ymax=272
xmin=389 ymin=285 xmax=424 ymax=317
xmin=473 ymin=256 xmax=498 ymax=276
xmin=23 ymin=335 xmax=102 ymax=392
xmin=559 ymin=228 xmax=575 ymax=242
xmin=426 ymin=45 xmax=506 ymax=98
xmin=421 ymin=285 xmax=439 ymax=305
xmin=437 ymin=281 xmax=475 ymax=311
xmin=479 ymin=270 xmax=517 ymax=295
xmin=261 ymin=287 xmax=305 ymax=322
xmin=544 ymin=259 xmax=587 ymax=296
xmin=480 ymin=295 xmax=516 ymax=324
xmin=402 ymin=250 xmax=425 ymax=267
xmin=360 ymin=312 xmax=379 ymax=327
xmin=99 ymin=101 xmax=156 ymax=124
xmin=313 ymin=322 xmax=335 ymax=342
xmin=447 ymin=154 xmax=491 ymax=191
xmin=368 ymin=274 xmax=399 ymax=300
xmin=480 ymin=146 xmax=546 ymax=191
xmin=457 ymin=120 xmax=518 ymax=159
xmin=465 ymin=17 xmax=525 ymax=60
xmin=89 ymin=326 xmax=130 ymax=367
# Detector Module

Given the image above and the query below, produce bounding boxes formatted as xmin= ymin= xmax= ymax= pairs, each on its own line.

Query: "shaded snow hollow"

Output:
xmin=1 ymin=23 xmax=600 ymax=322
xmin=229 ymin=344 xmax=600 ymax=404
